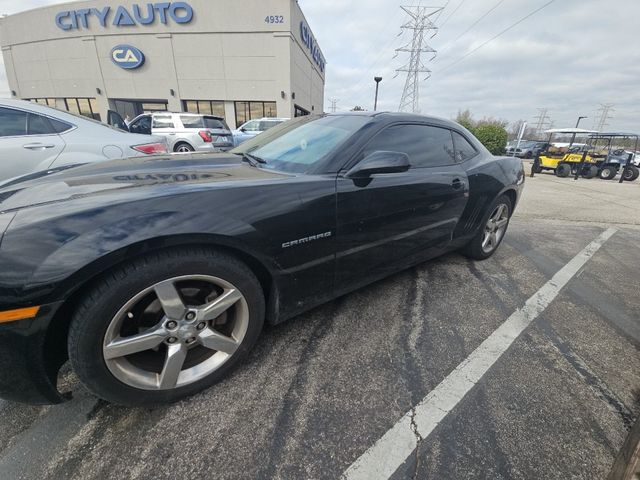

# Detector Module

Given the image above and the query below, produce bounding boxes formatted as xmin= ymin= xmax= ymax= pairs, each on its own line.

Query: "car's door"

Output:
xmin=150 ymin=114 xmax=178 ymax=150
xmin=0 ymin=106 xmax=67 ymax=181
xmin=335 ymin=123 xmax=469 ymax=291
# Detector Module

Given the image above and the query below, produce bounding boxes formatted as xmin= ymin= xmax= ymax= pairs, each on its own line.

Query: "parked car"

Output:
xmin=0 ymin=99 xmax=167 ymax=183
xmin=233 ymin=117 xmax=290 ymax=146
xmin=506 ymin=141 xmax=548 ymax=158
xmin=110 ymin=111 xmax=234 ymax=153
xmin=0 ymin=112 xmax=524 ymax=406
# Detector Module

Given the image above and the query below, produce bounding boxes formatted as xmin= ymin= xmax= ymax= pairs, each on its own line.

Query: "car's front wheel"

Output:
xmin=461 ymin=195 xmax=512 ymax=261
xmin=68 ymin=248 xmax=265 ymax=406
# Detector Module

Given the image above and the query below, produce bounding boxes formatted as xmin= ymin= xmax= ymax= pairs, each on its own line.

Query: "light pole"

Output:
xmin=570 ymin=116 xmax=588 ymax=146
xmin=374 ymin=77 xmax=382 ymax=111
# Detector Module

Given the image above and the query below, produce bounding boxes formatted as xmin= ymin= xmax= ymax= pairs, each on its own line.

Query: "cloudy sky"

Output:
xmin=1 ymin=0 xmax=639 ymax=131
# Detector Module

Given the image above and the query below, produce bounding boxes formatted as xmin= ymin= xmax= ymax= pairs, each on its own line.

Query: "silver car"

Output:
xmin=0 ymin=99 xmax=168 ymax=183
xmin=117 ymin=112 xmax=234 ymax=153
xmin=233 ymin=117 xmax=290 ymax=146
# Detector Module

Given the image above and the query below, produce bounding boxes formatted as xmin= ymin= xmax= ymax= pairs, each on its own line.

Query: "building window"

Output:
xmin=64 ymin=98 xmax=101 ymax=121
xmin=141 ymin=102 xmax=168 ymax=113
xmin=294 ymin=105 xmax=310 ymax=117
xmin=234 ymin=101 xmax=278 ymax=127
xmin=183 ymin=100 xmax=225 ymax=118
xmin=28 ymin=98 xmax=56 ymax=108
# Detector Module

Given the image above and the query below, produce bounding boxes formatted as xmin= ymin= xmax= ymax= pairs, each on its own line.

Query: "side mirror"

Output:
xmin=346 ymin=151 xmax=411 ymax=178
xmin=240 ymin=127 xmax=247 ymax=133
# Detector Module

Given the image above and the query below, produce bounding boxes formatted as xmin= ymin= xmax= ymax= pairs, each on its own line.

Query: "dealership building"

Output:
xmin=0 ymin=0 xmax=326 ymax=128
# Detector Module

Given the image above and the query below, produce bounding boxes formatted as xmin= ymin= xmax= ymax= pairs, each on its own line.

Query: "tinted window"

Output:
xmin=130 ymin=116 xmax=152 ymax=135
xmin=180 ymin=116 xmax=204 ymax=129
xmin=27 ymin=113 xmax=54 ymax=135
xmin=363 ymin=124 xmax=456 ymax=168
xmin=203 ymin=117 xmax=228 ymax=130
xmin=152 ymin=116 xmax=175 ymax=129
xmin=49 ymin=117 xmax=73 ymax=133
xmin=0 ymin=107 xmax=28 ymax=137
xmin=452 ymin=131 xmax=478 ymax=162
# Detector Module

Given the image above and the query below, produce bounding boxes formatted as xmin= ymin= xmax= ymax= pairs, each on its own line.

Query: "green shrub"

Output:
xmin=473 ymin=124 xmax=509 ymax=155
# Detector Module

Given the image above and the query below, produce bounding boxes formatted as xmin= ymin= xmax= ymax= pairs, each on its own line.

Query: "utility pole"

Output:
xmin=328 ymin=98 xmax=339 ymax=113
xmin=396 ymin=6 xmax=442 ymax=113
xmin=594 ymin=104 xmax=614 ymax=132
xmin=532 ymin=108 xmax=551 ymax=139
xmin=373 ymin=77 xmax=382 ymax=111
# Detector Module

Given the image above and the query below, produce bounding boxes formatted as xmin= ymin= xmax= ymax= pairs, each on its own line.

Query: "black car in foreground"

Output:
xmin=0 ymin=112 xmax=524 ymax=406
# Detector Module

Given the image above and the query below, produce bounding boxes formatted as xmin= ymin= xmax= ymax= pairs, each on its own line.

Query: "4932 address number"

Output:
xmin=265 ymin=15 xmax=285 ymax=24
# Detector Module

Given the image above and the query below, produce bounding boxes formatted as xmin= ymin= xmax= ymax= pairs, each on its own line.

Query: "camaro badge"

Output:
xmin=282 ymin=231 xmax=332 ymax=249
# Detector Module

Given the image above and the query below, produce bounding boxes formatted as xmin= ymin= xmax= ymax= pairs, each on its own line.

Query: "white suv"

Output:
xmin=110 ymin=112 xmax=234 ymax=153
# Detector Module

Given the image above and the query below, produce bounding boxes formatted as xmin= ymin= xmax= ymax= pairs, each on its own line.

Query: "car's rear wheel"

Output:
xmin=68 ymin=248 xmax=265 ymax=406
xmin=174 ymin=142 xmax=195 ymax=153
xmin=555 ymin=164 xmax=571 ymax=178
xmin=461 ymin=195 xmax=512 ymax=261
xmin=599 ymin=166 xmax=618 ymax=180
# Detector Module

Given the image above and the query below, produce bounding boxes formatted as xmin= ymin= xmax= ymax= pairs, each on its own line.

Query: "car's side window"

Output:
xmin=242 ymin=121 xmax=260 ymax=132
xmin=361 ymin=124 xmax=456 ymax=168
xmin=130 ymin=116 xmax=152 ymax=135
xmin=27 ymin=113 xmax=55 ymax=135
xmin=0 ymin=107 xmax=28 ymax=137
xmin=152 ymin=115 xmax=175 ymax=129
xmin=452 ymin=131 xmax=478 ymax=162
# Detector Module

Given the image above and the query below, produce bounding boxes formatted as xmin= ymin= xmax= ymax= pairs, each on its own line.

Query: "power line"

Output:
xmin=437 ymin=0 xmax=506 ymax=54
xmin=439 ymin=0 xmax=468 ymax=27
xmin=328 ymin=98 xmax=339 ymax=113
xmin=438 ymin=0 xmax=556 ymax=74
xmin=595 ymin=103 xmax=614 ymax=132
xmin=532 ymin=108 xmax=552 ymax=139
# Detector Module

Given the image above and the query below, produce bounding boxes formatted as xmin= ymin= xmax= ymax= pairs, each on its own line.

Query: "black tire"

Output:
xmin=68 ymin=248 xmax=265 ymax=406
xmin=582 ymin=165 xmax=598 ymax=179
xmin=622 ymin=166 xmax=640 ymax=182
xmin=555 ymin=164 xmax=571 ymax=178
xmin=461 ymin=194 xmax=513 ymax=261
xmin=531 ymin=163 xmax=542 ymax=174
xmin=599 ymin=165 xmax=618 ymax=180
xmin=525 ymin=151 xmax=533 ymax=159
xmin=174 ymin=142 xmax=195 ymax=153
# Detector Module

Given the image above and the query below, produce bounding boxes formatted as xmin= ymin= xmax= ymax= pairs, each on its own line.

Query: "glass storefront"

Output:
xmin=64 ymin=98 xmax=100 ymax=120
xmin=183 ymin=100 xmax=225 ymax=118
xmin=234 ymin=101 xmax=278 ymax=127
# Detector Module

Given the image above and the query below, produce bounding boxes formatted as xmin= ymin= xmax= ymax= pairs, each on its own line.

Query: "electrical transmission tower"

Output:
xmin=396 ymin=6 xmax=442 ymax=113
xmin=329 ymin=98 xmax=339 ymax=113
xmin=594 ymin=104 xmax=614 ymax=132
xmin=532 ymin=108 xmax=551 ymax=139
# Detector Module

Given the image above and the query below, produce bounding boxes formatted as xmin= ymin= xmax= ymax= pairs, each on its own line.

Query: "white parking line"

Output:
xmin=342 ymin=227 xmax=618 ymax=480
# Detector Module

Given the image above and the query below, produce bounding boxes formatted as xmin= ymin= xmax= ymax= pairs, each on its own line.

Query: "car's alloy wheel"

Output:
xmin=103 ymin=275 xmax=249 ymax=391
xmin=175 ymin=143 xmax=194 ymax=153
xmin=481 ymin=203 xmax=510 ymax=254
xmin=68 ymin=248 xmax=264 ymax=406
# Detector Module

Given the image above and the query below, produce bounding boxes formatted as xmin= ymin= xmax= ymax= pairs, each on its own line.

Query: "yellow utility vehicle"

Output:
xmin=532 ymin=128 xmax=599 ymax=178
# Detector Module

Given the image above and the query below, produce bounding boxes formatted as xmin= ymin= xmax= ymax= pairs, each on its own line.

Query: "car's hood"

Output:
xmin=0 ymin=153 xmax=289 ymax=213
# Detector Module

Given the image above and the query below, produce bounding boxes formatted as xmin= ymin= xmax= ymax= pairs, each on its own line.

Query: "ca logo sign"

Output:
xmin=110 ymin=45 xmax=145 ymax=70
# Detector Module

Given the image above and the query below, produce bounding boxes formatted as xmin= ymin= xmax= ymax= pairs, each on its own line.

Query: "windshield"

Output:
xmin=231 ymin=115 xmax=371 ymax=173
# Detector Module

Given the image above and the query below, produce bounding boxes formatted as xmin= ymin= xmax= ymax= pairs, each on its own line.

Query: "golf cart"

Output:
xmin=532 ymin=128 xmax=599 ymax=178
xmin=585 ymin=132 xmax=639 ymax=182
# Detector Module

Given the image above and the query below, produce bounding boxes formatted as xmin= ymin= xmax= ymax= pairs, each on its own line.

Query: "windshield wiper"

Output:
xmin=238 ymin=152 xmax=267 ymax=167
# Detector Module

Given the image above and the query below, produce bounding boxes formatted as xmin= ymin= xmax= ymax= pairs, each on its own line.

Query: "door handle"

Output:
xmin=451 ymin=178 xmax=465 ymax=190
xmin=23 ymin=143 xmax=56 ymax=150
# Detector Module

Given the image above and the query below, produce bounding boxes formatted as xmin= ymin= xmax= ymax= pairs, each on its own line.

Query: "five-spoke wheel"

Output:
xmin=68 ymin=249 xmax=264 ymax=406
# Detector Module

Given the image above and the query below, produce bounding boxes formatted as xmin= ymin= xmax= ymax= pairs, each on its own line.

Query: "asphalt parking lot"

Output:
xmin=0 ymin=170 xmax=638 ymax=480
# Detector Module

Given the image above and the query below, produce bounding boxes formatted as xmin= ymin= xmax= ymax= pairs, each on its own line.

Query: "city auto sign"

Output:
xmin=111 ymin=45 xmax=145 ymax=69
xmin=55 ymin=2 xmax=194 ymax=31
xmin=299 ymin=21 xmax=325 ymax=73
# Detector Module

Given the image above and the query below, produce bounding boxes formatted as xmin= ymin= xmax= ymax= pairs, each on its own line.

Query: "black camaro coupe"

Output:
xmin=0 ymin=113 xmax=524 ymax=405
